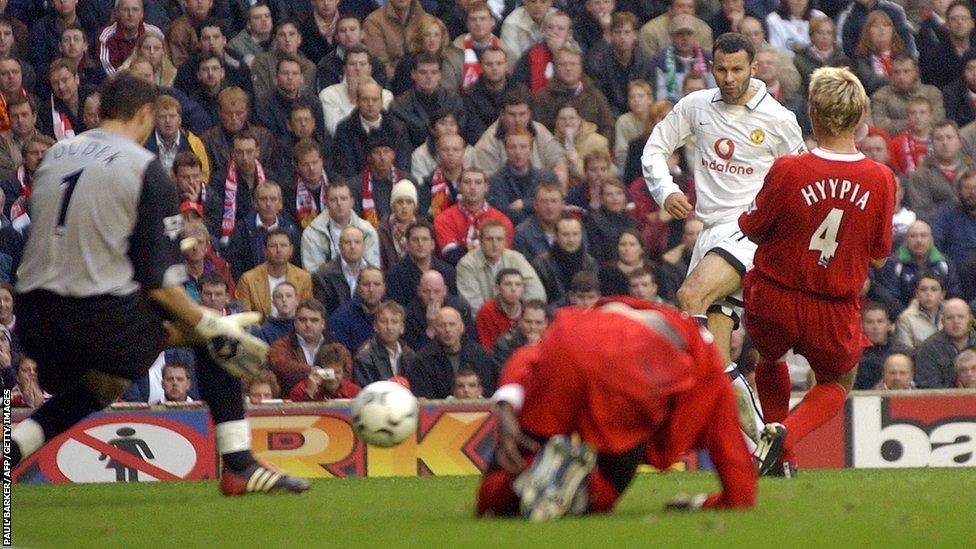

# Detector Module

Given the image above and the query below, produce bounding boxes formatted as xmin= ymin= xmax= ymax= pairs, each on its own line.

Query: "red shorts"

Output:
xmin=743 ymin=272 xmax=867 ymax=380
xmin=518 ymin=309 xmax=692 ymax=454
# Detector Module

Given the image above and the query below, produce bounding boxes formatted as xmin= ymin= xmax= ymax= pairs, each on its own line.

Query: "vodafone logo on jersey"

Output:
xmin=713 ymin=138 xmax=735 ymax=160
xmin=705 ymin=138 xmax=754 ymax=175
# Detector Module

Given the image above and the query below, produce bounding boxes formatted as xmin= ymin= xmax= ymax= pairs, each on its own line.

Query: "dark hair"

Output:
xmin=292 ymin=138 xmax=321 ymax=162
xmin=569 ymin=271 xmax=600 ymax=293
xmin=713 ymin=32 xmax=755 ymax=63
xmin=274 ymin=17 xmax=301 ymax=35
xmin=344 ymin=44 xmax=370 ymax=63
xmin=610 ymin=11 xmax=638 ymax=31
xmin=275 ymin=52 xmax=302 ymax=73
xmin=197 ymin=17 xmax=226 ymax=35
xmin=198 ymin=52 xmax=223 ymax=66
xmin=247 ymin=370 xmax=281 ymax=398
xmin=325 ymin=178 xmax=353 ymax=197
xmin=99 ymin=73 xmax=159 ymax=121
xmin=263 ymin=226 xmax=291 ymax=246
xmin=616 ymin=228 xmax=644 ymax=248
xmin=776 ymin=0 xmax=813 ymax=20
xmin=861 ymin=300 xmax=889 ymax=320
xmin=405 ymin=220 xmax=435 ymax=240
xmin=916 ymin=271 xmax=945 ymax=292
xmin=627 ymin=267 xmax=656 ymax=283
xmin=502 ymin=85 xmax=533 ymax=110
xmin=297 ymin=298 xmax=327 ymax=319
xmin=5 ymin=93 xmax=36 ymax=114
xmin=58 ymin=22 xmax=87 ymax=40
xmin=232 ymin=128 xmax=258 ymax=146
xmin=891 ymin=51 xmax=916 ymax=66
xmin=199 ymin=274 xmax=228 ymax=291
xmin=414 ymin=51 xmax=441 ymax=68
xmin=495 ymin=267 xmax=523 ymax=286
xmin=522 ymin=299 xmax=549 ymax=316
xmin=948 ymin=0 xmax=973 ymax=19
xmin=48 ymin=57 xmax=77 ymax=76
xmin=173 ymin=151 xmax=203 ymax=172
xmin=162 ymin=362 xmax=191 ymax=376
xmin=252 ymin=179 xmax=281 ymax=200
xmin=454 ymin=368 xmax=482 ymax=382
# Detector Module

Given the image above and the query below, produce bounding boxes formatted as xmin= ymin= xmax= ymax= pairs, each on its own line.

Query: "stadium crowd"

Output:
xmin=0 ymin=0 xmax=974 ymax=408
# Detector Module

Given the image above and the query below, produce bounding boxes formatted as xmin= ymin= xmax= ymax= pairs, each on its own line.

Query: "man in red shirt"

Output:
xmin=739 ymin=67 xmax=896 ymax=476
xmin=433 ymin=168 xmax=514 ymax=265
xmin=477 ymin=296 xmax=755 ymax=520
xmin=887 ymin=95 xmax=933 ymax=175
xmin=475 ymin=268 xmax=525 ymax=349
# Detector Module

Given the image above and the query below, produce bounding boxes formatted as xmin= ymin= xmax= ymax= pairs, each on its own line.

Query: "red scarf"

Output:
xmin=221 ymin=159 xmax=266 ymax=244
xmin=873 ymin=52 xmax=893 ymax=76
xmin=459 ymin=200 xmax=489 ymax=249
xmin=901 ymin=134 xmax=927 ymax=174
xmin=295 ymin=170 xmax=329 ymax=229
xmin=361 ymin=166 xmax=399 ymax=228
xmin=429 ymin=167 xmax=454 ymax=217
xmin=10 ymin=165 xmax=29 ymax=233
xmin=528 ymin=45 xmax=553 ymax=93
xmin=51 ymin=95 xmax=75 ymax=141
xmin=462 ymin=36 xmax=500 ymax=90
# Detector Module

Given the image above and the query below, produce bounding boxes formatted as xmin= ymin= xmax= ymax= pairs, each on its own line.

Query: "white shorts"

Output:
xmin=687 ymin=220 xmax=757 ymax=319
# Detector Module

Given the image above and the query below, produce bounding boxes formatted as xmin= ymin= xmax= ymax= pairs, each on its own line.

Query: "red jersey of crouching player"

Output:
xmin=479 ymin=297 xmax=756 ymax=515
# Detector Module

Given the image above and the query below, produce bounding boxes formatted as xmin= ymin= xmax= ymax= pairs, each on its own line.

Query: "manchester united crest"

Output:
xmin=750 ymin=129 xmax=765 ymax=145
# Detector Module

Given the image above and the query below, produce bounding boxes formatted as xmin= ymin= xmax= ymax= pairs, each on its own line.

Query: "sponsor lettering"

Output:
xmin=701 ymin=157 xmax=754 ymax=175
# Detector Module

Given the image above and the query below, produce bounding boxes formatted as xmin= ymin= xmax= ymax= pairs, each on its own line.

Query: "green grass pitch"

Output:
xmin=13 ymin=469 xmax=976 ymax=548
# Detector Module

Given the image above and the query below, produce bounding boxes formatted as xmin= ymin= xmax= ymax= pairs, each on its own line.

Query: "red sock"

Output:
xmin=476 ymin=469 xmax=519 ymax=516
xmin=755 ymin=360 xmax=790 ymax=424
xmin=586 ymin=468 xmax=621 ymax=513
xmin=783 ymin=382 xmax=847 ymax=450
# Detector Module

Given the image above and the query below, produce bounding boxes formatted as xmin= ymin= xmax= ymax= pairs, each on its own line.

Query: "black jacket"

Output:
xmin=404 ymin=293 xmax=475 ymax=350
xmin=312 ymin=259 xmax=353 ymax=315
xmin=333 ymin=110 xmax=412 ymax=178
xmin=462 ymin=78 xmax=508 ymax=137
xmin=585 ymin=44 xmax=655 ymax=116
xmin=385 ymin=256 xmax=457 ymax=306
xmin=943 ymin=78 xmax=976 ymax=127
xmin=254 ymin=89 xmax=326 ymax=145
xmin=316 ymin=48 xmax=389 ymax=91
xmin=353 ymin=336 xmax=416 ymax=387
xmin=407 ymin=339 xmax=495 ymax=398
xmin=390 ymin=87 xmax=477 ymax=148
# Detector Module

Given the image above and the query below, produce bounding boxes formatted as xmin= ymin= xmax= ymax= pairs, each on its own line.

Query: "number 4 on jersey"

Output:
xmin=809 ymin=208 xmax=844 ymax=267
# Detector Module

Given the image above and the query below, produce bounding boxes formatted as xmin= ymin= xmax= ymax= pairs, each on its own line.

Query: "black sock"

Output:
xmin=29 ymin=380 xmax=108 ymax=441
xmin=222 ymin=450 xmax=257 ymax=472
xmin=193 ymin=348 xmax=246 ymax=424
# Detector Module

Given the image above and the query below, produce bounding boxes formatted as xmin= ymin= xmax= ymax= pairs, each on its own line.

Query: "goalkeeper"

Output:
xmin=6 ymin=72 xmax=308 ymax=496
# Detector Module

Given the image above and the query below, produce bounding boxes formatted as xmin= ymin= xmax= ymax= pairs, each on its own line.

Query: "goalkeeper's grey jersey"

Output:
xmin=16 ymin=128 xmax=187 ymax=297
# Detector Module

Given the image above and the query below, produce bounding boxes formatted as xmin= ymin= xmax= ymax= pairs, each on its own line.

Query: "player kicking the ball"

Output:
xmin=740 ymin=67 xmax=895 ymax=476
xmin=6 ymin=73 xmax=308 ymax=495
xmin=477 ymin=297 xmax=756 ymax=520
xmin=641 ymin=33 xmax=804 ymax=453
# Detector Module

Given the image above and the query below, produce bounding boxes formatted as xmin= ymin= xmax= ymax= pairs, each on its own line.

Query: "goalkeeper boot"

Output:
xmin=766 ymin=461 xmax=799 ymax=478
xmin=755 ymin=422 xmax=788 ymax=477
xmin=220 ymin=463 xmax=311 ymax=496
xmin=513 ymin=435 xmax=596 ymax=521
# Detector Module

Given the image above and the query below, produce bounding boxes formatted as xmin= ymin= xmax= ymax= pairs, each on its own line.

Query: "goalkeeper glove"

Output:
xmin=194 ymin=311 xmax=268 ymax=377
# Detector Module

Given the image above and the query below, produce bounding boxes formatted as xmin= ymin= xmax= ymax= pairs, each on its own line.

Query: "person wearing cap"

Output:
xmin=378 ymin=179 xmax=420 ymax=270
xmin=651 ymin=14 xmax=716 ymax=103
xmin=333 ymin=80 xmax=412 ymax=178
xmin=355 ymin=133 xmax=418 ymax=229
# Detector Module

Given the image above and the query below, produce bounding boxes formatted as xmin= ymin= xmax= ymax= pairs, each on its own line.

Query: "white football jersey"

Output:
xmin=641 ymin=79 xmax=804 ymax=227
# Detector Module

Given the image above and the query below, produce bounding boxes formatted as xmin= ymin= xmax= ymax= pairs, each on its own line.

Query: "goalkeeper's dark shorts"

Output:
xmin=15 ymin=289 xmax=168 ymax=395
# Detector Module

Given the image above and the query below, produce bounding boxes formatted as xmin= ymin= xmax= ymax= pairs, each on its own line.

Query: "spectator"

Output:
xmin=888 ymin=96 xmax=934 ymax=175
xmin=651 ymin=14 xmax=714 ymax=104
xmin=282 ymin=140 xmax=331 ymax=230
xmin=198 ymin=274 xmax=241 ymax=316
xmin=452 ymin=1 xmax=515 ymax=92
xmin=181 ymin=218 xmax=235 ymax=302
xmin=356 ymin=135 xmax=418 ymax=228
xmin=511 ymin=10 xmax=576 ymax=94
xmin=200 ymin=87 xmax=279 ymax=177
xmin=1 ymin=135 xmax=53 ymax=226
xmin=854 ymin=301 xmax=913 ymax=389
xmin=320 ymin=46 xmax=392 ymax=137
xmin=118 ymin=26 xmax=176 ymax=89
xmin=251 ymin=19 xmax=317 ymax=101
xmin=474 ymin=268 xmax=525 ymax=350
xmin=583 ymin=178 xmax=639 ymax=263
xmin=860 ymin=129 xmax=899 ymax=174
xmin=871 ymin=54 xmax=944 ymax=136
xmin=914 ymin=298 xmax=975 ymax=388
xmin=931 ymin=169 xmax=976 ymax=275
xmin=894 ymin=272 xmax=947 ymax=349
xmin=165 ymin=0 xmax=214 ymax=66
xmin=656 ymin=218 xmax=702 ymax=303
xmin=850 ymin=10 xmax=909 ymax=95
xmin=599 ymin=229 xmax=652 ymax=296
xmin=28 ymin=0 xmax=81 ymax=69
xmin=433 ymin=168 xmax=514 ymax=265
xmin=385 ymin=221 xmax=457 ymax=306
xmin=174 ymin=18 xmax=253 ymax=97
xmin=488 ymin=128 xmax=557 ymax=224
xmin=838 ymin=0 xmax=917 ymax=59
xmin=0 ymin=94 xmax=37 ymax=174
xmin=289 ymin=343 xmax=362 ymax=401
xmin=0 ymin=57 xmax=29 ymax=134
xmin=227 ymin=3 xmax=273 ymax=67
xmin=254 ymin=54 xmax=326 ymax=144
xmin=874 ymin=353 xmax=915 ymax=390
xmin=363 ymin=0 xmax=428 ymax=78
xmin=236 ymin=228 xmax=314 ymax=317
xmin=205 ymin=130 xmax=269 ymax=245
xmin=628 ymin=267 xmax=665 ymax=302
xmin=332 ymin=80 xmax=412 ymax=178
xmin=559 ymin=270 xmax=602 ymax=310
xmin=512 ymin=182 xmax=566 ymax=260
xmin=0 ymin=284 xmax=16 ymax=359
xmin=891 ymin=178 xmax=918 ymax=243
xmin=491 ymin=299 xmax=548 ymax=365
xmin=584 ymin=11 xmax=654 ymax=117
xmin=96 ymin=0 xmax=164 ymax=75
xmin=878 ymin=220 xmax=961 ymax=307
xmin=125 ymin=56 xmax=211 ymax=135
xmin=187 ymin=54 xmax=225 ymax=130
xmin=329 ymin=266 xmax=387 ymax=353
xmin=144 ymin=95 xmax=209 ymax=177
xmin=390 ymin=15 xmax=463 ymax=96
xmin=766 ymin=0 xmax=825 ymax=58
xmin=393 ymin=54 xmax=471 ymax=150
xmin=500 ymin=0 xmax=551 ymax=60
xmin=553 ymin=104 xmax=610 ymax=184
xmin=301 ymin=180 xmax=382 ymax=273
xmin=10 ymin=356 xmax=49 ymax=409
xmin=917 ymin=0 xmax=955 ymax=87
xmin=411 ymin=110 xmax=473 ymax=185
xmin=315 ymin=14 xmax=389 ymax=91
xmin=533 ymin=47 xmax=614 ymax=142
xmin=793 ymin=17 xmax=851 ymax=95
xmin=922 ymin=0 xmax=976 ymax=89
xmin=312 ymin=226 xmax=372 ymax=315
xmin=462 ymin=46 xmax=512 ymax=136
xmin=710 ymin=0 xmax=747 ymax=39
xmin=255 ymin=282 xmax=300 ymax=345
xmin=269 ymin=298 xmax=332 ymax=394
xmin=737 ymin=16 xmax=803 ymax=97
xmin=572 ymin=0 xmax=613 ymax=54
xmin=276 ymin=104 xmax=328 ymax=175
xmin=0 ymin=324 xmax=12 ymax=387
xmin=0 ymin=196 xmax=21 ymax=284
xmin=954 ymin=347 xmax=976 ymax=388
xmin=451 ymin=369 xmax=484 ymax=399
xmin=471 ymin=85 xmax=568 ymax=186
xmin=38 ymin=58 xmax=94 ymax=140
xmin=622 ymin=98 xmax=674 ymax=184
xmin=613 ymin=80 xmax=654 ymax=168
xmin=353 ymin=301 xmax=416 ymax=386
xmin=45 ymin=25 xmax=103 ymax=95
xmin=532 ymin=215 xmax=599 ymax=303
xmin=161 ymin=362 xmax=194 ymax=403
xmin=404 ymin=269 xmax=475 ymax=349
xmin=908 ymin=121 xmax=973 ymax=221
xmin=457 ymin=220 xmax=546 ymax=312
xmin=246 ymin=370 xmax=282 ymax=403
xmin=173 ymin=151 xmax=209 ymax=211
xmin=407 ymin=306 xmax=494 ymax=398
xmin=943 ymin=50 xmax=976 ymax=127
xmin=639 ymin=0 xmax=712 ymax=54
xmin=570 ymin=148 xmax=617 ymax=214
xmin=299 ymin=0 xmax=341 ymax=63
xmin=378 ymin=180 xmax=420 ymax=271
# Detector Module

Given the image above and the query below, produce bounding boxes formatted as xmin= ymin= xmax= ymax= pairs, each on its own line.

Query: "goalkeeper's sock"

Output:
xmin=217 ymin=420 xmax=258 ymax=472
xmin=12 ymin=381 xmax=108 ymax=465
xmin=194 ymin=348 xmax=246 ymax=424
xmin=783 ymin=381 xmax=847 ymax=450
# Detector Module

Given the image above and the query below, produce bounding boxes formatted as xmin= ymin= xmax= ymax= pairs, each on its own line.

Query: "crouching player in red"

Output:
xmin=476 ymin=297 xmax=756 ymax=521
xmin=739 ymin=67 xmax=895 ymax=476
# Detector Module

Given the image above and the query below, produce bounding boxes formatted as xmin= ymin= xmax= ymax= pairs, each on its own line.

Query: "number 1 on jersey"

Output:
xmin=809 ymin=208 xmax=844 ymax=267
xmin=55 ymin=169 xmax=83 ymax=235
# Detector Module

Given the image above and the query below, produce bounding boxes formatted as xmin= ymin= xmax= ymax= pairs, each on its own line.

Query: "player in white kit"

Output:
xmin=641 ymin=33 xmax=804 ymax=447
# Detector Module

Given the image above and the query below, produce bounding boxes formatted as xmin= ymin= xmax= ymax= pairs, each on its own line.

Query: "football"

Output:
xmin=351 ymin=381 xmax=420 ymax=447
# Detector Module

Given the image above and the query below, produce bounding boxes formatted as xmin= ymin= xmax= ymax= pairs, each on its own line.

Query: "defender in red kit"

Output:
xmin=739 ymin=67 xmax=896 ymax=476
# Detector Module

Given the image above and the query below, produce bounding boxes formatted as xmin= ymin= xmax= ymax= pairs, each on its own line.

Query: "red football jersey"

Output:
xmin=738 ymin=149 xmax=895 ymax=300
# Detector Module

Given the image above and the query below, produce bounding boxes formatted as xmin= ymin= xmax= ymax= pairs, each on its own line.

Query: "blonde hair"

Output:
xmin=411 ymin=15 xmax=450 ymax=55
xmin=808 ymin=67 xmax=867 ymax=136
xmin=120 ymin=32 xmax=177 ymax=87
